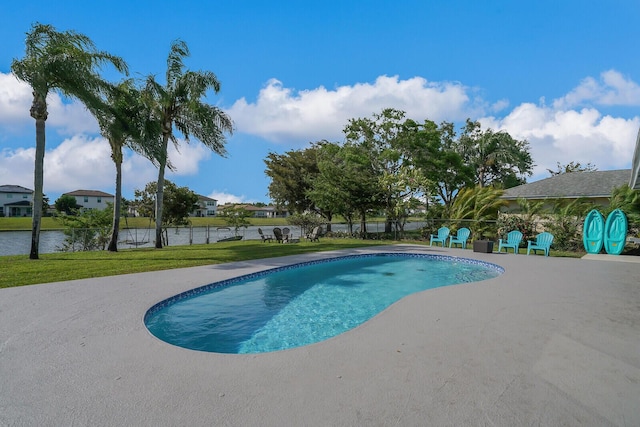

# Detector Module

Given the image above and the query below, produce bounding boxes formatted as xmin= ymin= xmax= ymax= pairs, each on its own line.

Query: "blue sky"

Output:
xmin=1 ymin=1 xmax=639 ymax=204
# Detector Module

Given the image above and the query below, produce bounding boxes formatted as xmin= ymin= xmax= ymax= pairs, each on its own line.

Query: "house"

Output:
xmin=63 ymin=190 xmax=114 ymax=211
xmin=191 ymin=195 xmax=218 ymax=217
xmin=500 ymin=169 xmax=634 ymax=211
xmin=0 ymin=185 xmax=33 ymax=217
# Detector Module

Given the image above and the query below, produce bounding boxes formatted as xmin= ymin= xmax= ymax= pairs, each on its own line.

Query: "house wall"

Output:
xmin=72 ymin=195 xmax=114 ymax=211
xmin=0 ymin=191 xmax=33 ymax=217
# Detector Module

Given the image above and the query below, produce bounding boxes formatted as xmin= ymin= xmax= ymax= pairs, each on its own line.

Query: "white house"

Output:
xmin=191 ymin=195 xmax=218 ymax=217
xmin=63 ymin=190 xmax=115 ymax=211
xmin=0 ymin=185 xmax=33 ymax=217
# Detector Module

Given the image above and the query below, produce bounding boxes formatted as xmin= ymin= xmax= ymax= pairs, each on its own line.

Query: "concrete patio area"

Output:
xmin=1 ymin=244 xmax=639 ymax=426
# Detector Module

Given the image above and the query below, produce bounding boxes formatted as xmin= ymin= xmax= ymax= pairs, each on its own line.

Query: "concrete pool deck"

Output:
xmin=1 ymin=244 xmax=639 ymax=426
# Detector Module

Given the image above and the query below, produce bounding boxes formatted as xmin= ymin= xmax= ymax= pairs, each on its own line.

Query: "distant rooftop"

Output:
xmin=502 ymin=169 xmax=632 ymax=200
xmin=0 ymin=185 xmax=33 ymax=194
xmin=63 ymin=190 xmax=114 ymax=197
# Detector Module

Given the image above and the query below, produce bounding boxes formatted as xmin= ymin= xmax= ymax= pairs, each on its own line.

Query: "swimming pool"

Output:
xmin=144 ymin=253 xmax=503 ymax=354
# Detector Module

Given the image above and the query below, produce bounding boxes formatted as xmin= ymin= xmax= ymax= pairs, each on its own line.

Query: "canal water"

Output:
xmin=0 ymin=222 xmax=421 ymax=256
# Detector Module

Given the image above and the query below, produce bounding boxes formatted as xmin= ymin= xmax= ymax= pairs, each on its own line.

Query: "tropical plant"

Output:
xmin=544 ymin=198 xmax=595 ymax=251
xmin=144 ymin=40 xmax=233 ymax=248
xmin=547 ymin=161 xmax=597 ymax=176
xmin=11 ymin=22 xmax=127 ymax=259
xmin=90 ymin=79 xmax=161 ymax=251
xmin=448 ymin=186 xmax=506 ymax=240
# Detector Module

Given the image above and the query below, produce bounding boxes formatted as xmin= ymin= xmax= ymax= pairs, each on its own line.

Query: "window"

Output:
xmin=207 ymin=210 xmax=215 ymax=216
xmin=23 ymin=194 xmax=28 ymax=199
xmin=97 ymin=197 xmax=102 ymax=203
xmin=84 ymin=196 xmax=88 ymax=203
xmin=206 ymin=201 xmax=215 ymax=206
xmin=7 ymin=194 xmax=12 ymax=199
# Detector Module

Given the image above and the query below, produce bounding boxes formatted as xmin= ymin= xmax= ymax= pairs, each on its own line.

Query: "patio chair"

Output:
xmin=498 ymin=230 xmax=523 ymax=254
xmin=448 ymin=227 xmax=471 ymax=249
xmin=282 ymin=227 xmax=291 ymax=243
xmin=258 ymin=228 xmax=273 ymax=243
xmin=429 ymin=227 xmax=450 ymax=247
xmin=307 ymin=226 xmax=321 ymax=242
xmin=273 ymin=227 xmax=284 ymax=243
xmin=527 ymin=232 xmax=554 ymax=256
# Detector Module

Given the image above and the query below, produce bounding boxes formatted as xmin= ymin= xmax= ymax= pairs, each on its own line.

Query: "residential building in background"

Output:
xmin=0 ymin=185 xmax=33 ymax=217
xmin=63 ymin=190 xmax=115 ymax=211
xmin=191 ymin=195 xmax=218 ymax=217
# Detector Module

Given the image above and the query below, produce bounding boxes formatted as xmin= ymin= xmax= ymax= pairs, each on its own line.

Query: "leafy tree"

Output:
xmin=410 ymin=120 xmax=473 ymax=213
xmin=265 ymin=145 xmax=321 ymax=215
xmin=90 ymin=79 xmax=161 ymax=252
xmin=134 ymin=180 xmax=198 ymax=234
xmin=457 ymin=120 xmax=533 ymax=188
xmin=220 ymin=206 xmax=253 ymax=236
xmin=11 ymin=22 xmax=127 ymax=259
xmin=56 ymin=205 xmax=113 ymax=251
xmin=144 ymin=40 xmax=233 ymax=248
xmin=54 ymin=194 xmax=80 ymax=215
xmin=343 ymin=108 xmax=428 ymax=232
xmin=310 ymin=142 xmax=382 ymax=234
xmin=547 ymin=161 xmax=597 ymax=176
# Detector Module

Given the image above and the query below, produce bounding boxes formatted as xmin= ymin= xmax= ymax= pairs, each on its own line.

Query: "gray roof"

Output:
xmin=0 ymin=185 xmax=33 ymax=194
xmin=502 ymin=169 xmax=633 ymax=200
xmin=63 ymin=190 xmax=114 ymax=197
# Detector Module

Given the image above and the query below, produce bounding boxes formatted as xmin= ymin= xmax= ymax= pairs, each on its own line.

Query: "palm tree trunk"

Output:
xmin=30 ymin=117 xmax=46 ymax=260
xmin=155 ymin=134 xmax=169 ymax=248
xmin=108 ymin=155 xmax=122 ymax=252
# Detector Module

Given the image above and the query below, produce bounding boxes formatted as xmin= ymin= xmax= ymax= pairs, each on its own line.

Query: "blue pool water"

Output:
xmin=144 ymin=253 xmax=503 ymax=354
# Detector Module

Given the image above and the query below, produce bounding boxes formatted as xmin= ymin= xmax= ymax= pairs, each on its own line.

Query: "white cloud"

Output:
xmin=480 ymin=103 xmax=640 ymax=179
xmin=0 ymin=71 xmax=99 ymax=136
xmin=0 ymin=135 xmax=214 ymax=199
xmin=553 ymin=70 xmax=640 ymax=109
xmin=227 ymin=76 xmax=476 ymax=144
xmin=208 ymin=191 xmax=255 ymax=205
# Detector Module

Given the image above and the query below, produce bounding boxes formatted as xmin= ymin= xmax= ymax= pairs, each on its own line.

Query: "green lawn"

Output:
xmin=0 ymin=239 xmax=392 ymax=288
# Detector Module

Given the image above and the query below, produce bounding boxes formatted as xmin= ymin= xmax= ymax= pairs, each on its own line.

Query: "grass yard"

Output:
xmin=0 ymin=239 xmax=391 ymax=288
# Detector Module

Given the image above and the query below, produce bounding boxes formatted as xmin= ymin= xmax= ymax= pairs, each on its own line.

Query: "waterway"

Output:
xmin=0 ymin=222 xmax=424 ymax=256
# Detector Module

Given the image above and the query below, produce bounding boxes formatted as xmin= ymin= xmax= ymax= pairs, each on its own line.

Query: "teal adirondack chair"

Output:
xmin=430 ymin=227 xmax=450 ymax=247
xmin=498 ymin=230 xmax=523 ymax=254
xmin=527 ymin=232 xmax=554 ymax=256
xmin=448 ymin=227 xmax=471 ymax=249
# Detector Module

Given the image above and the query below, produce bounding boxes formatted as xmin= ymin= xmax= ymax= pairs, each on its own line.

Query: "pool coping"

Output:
xmin=1 ymin=244 xmax=639 ymax=426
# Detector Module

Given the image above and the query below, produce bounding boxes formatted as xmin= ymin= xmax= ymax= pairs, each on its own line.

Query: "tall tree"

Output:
xmin=145 ymin=40 xmax=233 ymax=248
xmin=91 ymin=80 xmax=161 ymax=251
xmin=11 ymin=23 xmax=127 ymax=259
xmin=343 ymin=108 xmax=427 ymax=232
xmin=458 ymin=120 xmax=533 ymax=188
xmin=264 ymin=145 xmax=321 ymax=214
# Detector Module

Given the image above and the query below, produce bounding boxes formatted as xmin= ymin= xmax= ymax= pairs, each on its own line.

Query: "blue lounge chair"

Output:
xmin=527 ymin=232 xmax=554 ymax=256
xmin=448 ymin=227 xmax=471 ymax=249
xmin=498 ymin=230 xmax=523 ymax=254
xmin=430 ymin=227 xmax=450 ymax=247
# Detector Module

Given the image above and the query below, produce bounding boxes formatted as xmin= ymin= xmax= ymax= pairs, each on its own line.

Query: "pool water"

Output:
xmin=144 ymin=254 xmax=502 ymax=354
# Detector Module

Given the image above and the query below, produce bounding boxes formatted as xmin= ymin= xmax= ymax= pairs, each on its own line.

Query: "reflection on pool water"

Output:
xmin=144 ymin=253 xmax=503 ymax=354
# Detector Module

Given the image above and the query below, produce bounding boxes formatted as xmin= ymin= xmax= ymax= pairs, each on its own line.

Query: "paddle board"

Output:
xmin=582 ymin=209 xmax=604 ymax=254
xmin=603 ymin=209 xmax=628 ymax=255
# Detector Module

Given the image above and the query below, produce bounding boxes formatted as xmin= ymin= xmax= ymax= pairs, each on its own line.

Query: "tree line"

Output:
xmin=265 ymin=108 xmax=533 ymax=234
xmin=11 ymin=23 xmax=233 ymax=259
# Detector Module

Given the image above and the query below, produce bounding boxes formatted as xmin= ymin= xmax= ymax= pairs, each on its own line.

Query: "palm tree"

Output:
xmin=91 ymin=80 xmax=161 ymax=251
xmin=11 ymin=23 xmax=127 ymax=259
xmin=145 ymin=40 xmax=233 ymax=248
